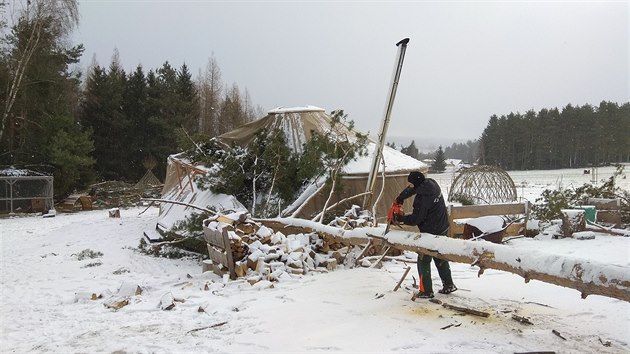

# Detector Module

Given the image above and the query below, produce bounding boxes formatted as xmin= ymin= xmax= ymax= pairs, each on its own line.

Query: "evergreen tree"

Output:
xmin=444 ymin=140 xmax=479 ymax=164
xmin=431 ymin=146 xmax=447 ymax=173
xmin=479 ymin=102 xmax=629 ymax=170
xmin=1 ymin=3 xmax=93 ymax=197
xmin=176 ymin=63 xmax=199 ymax=135
xmin=0 ymin=0 xmax=79 ymax=145
xmin=123 ymin=65 xmax=149 ymax=180
xmin=400 ymin=140 xmax=419 ymax=159
xmin=79 ymin=52 xmax=128 ymax=180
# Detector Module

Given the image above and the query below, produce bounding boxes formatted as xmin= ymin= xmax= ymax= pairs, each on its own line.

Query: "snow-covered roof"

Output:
xmin=267 ymin=106 xmax=325 ymax=114
xmin=344 ymin=142 xmax=427 ymax=175
xmin=445 ymin=159 xmax=463 ymax=165
xmin=0 ymin=167 xmax=47 ymax=177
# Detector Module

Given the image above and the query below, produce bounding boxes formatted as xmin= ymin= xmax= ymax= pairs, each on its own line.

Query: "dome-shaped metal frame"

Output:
xmin=448 ymin=165 xmax=517 ymax=205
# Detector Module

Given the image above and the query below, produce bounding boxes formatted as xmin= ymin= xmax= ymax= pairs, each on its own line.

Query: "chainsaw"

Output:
xmin=384 ymin=201 xmax=404 ymax=235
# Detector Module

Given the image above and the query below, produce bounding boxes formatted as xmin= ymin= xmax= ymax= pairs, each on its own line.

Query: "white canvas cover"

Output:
xmin=149 ymin=155 xmax=246 ymax=239
xmin=218 ymin=106 xmax=428 ymax=220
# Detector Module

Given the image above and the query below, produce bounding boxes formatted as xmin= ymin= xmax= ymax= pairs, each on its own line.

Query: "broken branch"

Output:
xmin=552 ymin=329 xmax=566 ymax=340
xmin=141 ymin=198 xmax=217 ymax=215
xmin=186 ymin=321 xmax=228 ymax=334
xmin=442 ymin=302 xmax=490 ymax=317
xmin=393 ymin=266 xmax=411 ymax=292
xmin=512 ymin=314 xmax=534 ymax=325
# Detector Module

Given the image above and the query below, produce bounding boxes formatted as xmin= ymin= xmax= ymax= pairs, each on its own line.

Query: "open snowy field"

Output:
xmin=433 ymin=164 xmax=630 ymax=203
xmin=1 ymin=166 xmax=629 ymax=353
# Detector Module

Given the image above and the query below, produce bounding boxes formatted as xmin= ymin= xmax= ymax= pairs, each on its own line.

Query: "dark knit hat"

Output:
xmin=407 ymin=171 xmax=425 ymax=187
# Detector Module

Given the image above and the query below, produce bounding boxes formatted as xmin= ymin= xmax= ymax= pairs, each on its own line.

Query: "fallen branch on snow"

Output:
xmin=141 ymin=198 xmax=217 ymax=215
xmin=442 ymin=303 xmax=490 ymax=318
xmin=186 ymin=321 xmax=228 ymax=334
xmin=512 ymin=314 xmax=533 ymax=325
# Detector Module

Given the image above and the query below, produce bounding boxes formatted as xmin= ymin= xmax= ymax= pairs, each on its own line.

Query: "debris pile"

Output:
xmin=58 ymin=181 xmax=162 ymax=211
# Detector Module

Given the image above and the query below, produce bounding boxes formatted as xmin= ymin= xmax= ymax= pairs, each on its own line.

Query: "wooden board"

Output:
xmin=449 ymin=203 xmax=528 ymax=219
xmin=448 ymin=202 xmax=529 ymax=237
xmin=587 ymin=197 xmax=621 ymax=209
xmin=203 ymin=227 xmax=228 ymax=249
xmin=207 ymin=244 xmax=229 ymax=266
xmin=202 ymin=226 xmax=236 ymax=280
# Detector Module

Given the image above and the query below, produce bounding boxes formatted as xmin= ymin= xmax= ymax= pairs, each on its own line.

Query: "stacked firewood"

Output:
xmin=229 ymin=225 xmax=346 ymax=281
xmin=203 ymin=212 xmax=376 ymax=284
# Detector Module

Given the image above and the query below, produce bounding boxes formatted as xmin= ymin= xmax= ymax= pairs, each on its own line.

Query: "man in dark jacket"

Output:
xmin=395 ymin=171 xmax=457 ymax=298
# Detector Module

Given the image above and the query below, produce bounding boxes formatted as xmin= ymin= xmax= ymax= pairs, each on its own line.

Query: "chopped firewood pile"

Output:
xmin=203 ymin=208 xmax=402 ymax=284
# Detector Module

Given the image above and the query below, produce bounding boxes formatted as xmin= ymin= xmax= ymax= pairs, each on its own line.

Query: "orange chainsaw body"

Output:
xmin=386 ymin=202 xmax=404 ymax=225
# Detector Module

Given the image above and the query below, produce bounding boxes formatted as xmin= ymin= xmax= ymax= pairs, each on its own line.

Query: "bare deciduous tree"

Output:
xmin=197 ymin=55 xmax=223 ymax=137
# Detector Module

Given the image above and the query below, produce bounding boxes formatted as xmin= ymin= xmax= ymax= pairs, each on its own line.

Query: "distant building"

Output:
xmin=445 ymin=159 xmax=464 ymax=170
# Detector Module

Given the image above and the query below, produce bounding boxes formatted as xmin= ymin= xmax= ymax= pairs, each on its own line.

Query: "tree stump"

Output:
xmin=108 ymin=208 xmax=120 ymax=218
xmin=560 ymin=209 xmax=586 ymax=238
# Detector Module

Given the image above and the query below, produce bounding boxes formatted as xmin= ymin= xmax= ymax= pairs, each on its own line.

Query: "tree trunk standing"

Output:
xmin=1 ymin=20 xmax=42 ymax=143
xmin=560 ymin=209 xmax=586 ymax=238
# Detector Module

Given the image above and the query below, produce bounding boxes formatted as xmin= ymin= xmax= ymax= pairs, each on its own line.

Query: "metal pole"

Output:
xmin=8 ymin=178 xmax=15 ymax=214
xmin=363 ymin=38 xmax=410 ymax=209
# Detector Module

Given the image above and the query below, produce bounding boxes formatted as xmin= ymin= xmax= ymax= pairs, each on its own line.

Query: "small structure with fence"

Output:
xmin=0 ymin=167 xmax=54 ymax=214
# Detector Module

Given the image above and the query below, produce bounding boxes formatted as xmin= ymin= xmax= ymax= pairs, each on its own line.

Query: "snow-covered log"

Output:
xmin=256 ymin=218 xmax=630 ymax=303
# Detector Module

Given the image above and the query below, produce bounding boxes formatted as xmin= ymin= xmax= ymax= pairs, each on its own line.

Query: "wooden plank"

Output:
xmin=450 ymin=203 xmax=527 ymax=219
xmin=597 ymin=210 xmax=621 ymax=226
xmin=203 ymin=227 xmax=236 ymax=280
xmin=222 ymin=227 xmax=237 ymax=280
xmin=448 ymin=202 xmax=529 ymax=237
xmin=203 ymin=227 xmax=228 ymax=249
xmin=587 ymin=197 xmax=620 ymax=210
xmin=206 ymin=244 xmax=229 ymax=266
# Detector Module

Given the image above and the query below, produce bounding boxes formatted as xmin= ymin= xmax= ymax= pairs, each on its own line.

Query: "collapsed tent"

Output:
xmin=145 ymin=155 xmax=247 ymax=241
xmin=149 ymin=105 xmax=428 ymax=239
xmin=218 ymin=106 xmax=428 ymax=220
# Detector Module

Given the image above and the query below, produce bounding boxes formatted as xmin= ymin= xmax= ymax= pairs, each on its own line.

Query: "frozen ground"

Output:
xmin=1 ymin=165 xmax=629 ymax=353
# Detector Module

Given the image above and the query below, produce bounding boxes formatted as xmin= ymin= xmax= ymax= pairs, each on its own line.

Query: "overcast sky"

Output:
xmin=73 ymin=0 xmax=628 ymax=146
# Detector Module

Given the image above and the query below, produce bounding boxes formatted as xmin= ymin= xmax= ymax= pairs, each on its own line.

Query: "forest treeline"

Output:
xmin=80 ymin=53 xmax=261 ymax=182
xmin=0 ymin=1 xmax=259 ymax=197
xmin=398 ymin=102 xmax=629 ymax=170
xmin=479 ymin=102 xmax=629 ymax=170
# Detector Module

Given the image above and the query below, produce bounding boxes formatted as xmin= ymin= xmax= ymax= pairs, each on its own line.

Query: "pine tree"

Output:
xmin=431 ymin=146 xmax=447 ymax=173
xmin=123 ymin=65 xmax=149 ymax=180
xmin=0 ymin=0 xmax=79 ymax=145
xmin=1 ymin=3 xmax=93 ymax=197
xmin=400 ymin=140 xmax=419 ymax=159
xmin=176 ymin=63 xmax=199 ymax=135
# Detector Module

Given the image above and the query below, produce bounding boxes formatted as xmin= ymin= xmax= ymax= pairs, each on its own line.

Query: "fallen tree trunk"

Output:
xmin=255 ymin=218 xmax=630 ymax=303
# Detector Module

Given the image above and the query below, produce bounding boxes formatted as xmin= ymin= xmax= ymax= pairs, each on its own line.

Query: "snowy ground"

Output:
xmin=433 ymin=164 xmax=630 ymax=204
xmin=1 ymin=166 xmax=629 ymax=353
